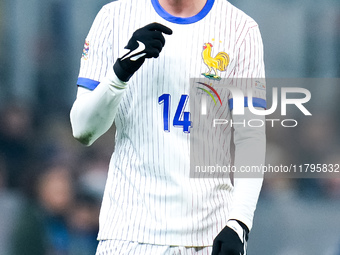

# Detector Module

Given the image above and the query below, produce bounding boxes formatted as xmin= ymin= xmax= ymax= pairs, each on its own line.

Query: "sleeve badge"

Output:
xmin=82 ymin=40 xmax=90 ymax=60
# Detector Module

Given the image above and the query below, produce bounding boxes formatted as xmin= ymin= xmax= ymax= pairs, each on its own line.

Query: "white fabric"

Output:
xmin=96 ymin=239 xmax=212 ymax=255
xmin=70 ymin=0 xmax=266 ymax=247
xmin=70 ymin=68 xmax=127 ymax=145
xmin=228 ymin=108 xmax=265 ymax=230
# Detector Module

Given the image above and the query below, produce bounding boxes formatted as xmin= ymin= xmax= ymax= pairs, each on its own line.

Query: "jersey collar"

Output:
xmin=151 ymin=0 xmax=215 ymax=24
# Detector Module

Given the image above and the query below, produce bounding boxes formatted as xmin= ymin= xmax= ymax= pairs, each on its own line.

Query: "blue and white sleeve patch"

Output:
xmin=77 ymin=77 xmax=100 ymax=91
xmin=228 ymin=97 xmax=267 ymax=111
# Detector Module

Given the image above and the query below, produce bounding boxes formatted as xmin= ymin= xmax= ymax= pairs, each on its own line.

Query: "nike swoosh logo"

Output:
xmin=121 ymin=40 xmax=146 ymax=61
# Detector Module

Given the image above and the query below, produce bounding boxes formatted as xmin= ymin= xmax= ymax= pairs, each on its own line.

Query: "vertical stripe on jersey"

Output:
xmin=77 ymin=0 xmax=266 ymax=247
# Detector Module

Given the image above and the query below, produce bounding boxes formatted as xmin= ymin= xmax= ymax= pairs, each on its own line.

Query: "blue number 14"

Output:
xmin=158 ymin=94 xmax=191 ymax=133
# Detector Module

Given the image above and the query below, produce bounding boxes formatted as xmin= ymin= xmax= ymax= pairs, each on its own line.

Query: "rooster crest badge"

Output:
xmin=201 ymin=42 xmax=229 ymax=81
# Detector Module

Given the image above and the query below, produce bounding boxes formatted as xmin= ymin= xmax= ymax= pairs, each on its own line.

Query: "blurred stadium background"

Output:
xmin=0 ymin=0 xmax=339 ymax=254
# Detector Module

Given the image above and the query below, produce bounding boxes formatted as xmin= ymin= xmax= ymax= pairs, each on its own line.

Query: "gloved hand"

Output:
xmin=212 ymin=220 xmax=249 ymax=255
xmin=113 ymin=22 xmax=173 ymax=82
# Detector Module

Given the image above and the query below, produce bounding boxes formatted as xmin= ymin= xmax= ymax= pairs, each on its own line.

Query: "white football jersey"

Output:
xmin=77 ymin=0 xmax=265 ymax=246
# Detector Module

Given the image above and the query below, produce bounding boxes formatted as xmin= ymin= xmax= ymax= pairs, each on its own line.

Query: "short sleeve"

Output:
xmin=77 ymin=7 xmax=113 ymax=90
xmin=229 ymin=24 xmax=266 ymax=110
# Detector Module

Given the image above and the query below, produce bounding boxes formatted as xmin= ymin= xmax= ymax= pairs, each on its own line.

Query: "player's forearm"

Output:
xmin=229 ymin=177 xmax=264 ymax=232
xmin=228 ymin=108 xmax=266 ymax=231
xmin=70 ymin=70 xmax=127 ymax=146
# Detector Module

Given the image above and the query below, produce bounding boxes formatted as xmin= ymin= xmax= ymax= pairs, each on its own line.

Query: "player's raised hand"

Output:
xmin=113 ymin=22 xmax=173 ymax=82
xmin=212 ymin=220 xmax=249 ymax=255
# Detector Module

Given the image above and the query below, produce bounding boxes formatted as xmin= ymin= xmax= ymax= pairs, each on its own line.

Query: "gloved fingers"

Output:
xmin=133 ymin=29 xmax=166 ymax=47
xmin=211 ymin=240 xmax=222 ymax=255
xmin=150 ymin=31 xmax=166 ymax=47
xmin=114 ymin=22 xmax=172 ymax=82
xmin=124 ymin=39 xmax=140 ymax=52
xmin=148 ymin=39 xmax=164 ymax=53
xmin=145 ymin=48 xmax=161 ymax=58
xmin=144 ymin=22 xmax=173 ymax=35
xmin=129 ymin=42 xmax=162 ymax=59
xmin=220 ymin=243 xmax=242 ymax=255
xmin=211 ymin=224 xmax=246 ymax=255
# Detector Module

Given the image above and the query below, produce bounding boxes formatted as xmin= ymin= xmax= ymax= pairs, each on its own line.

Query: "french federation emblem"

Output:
xmin=201 ymin=42 xmax=229 ymax=81
xmin=82 ymin=40 xmax=90 ymax=60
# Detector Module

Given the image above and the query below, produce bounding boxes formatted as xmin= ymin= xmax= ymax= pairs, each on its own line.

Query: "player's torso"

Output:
xmin=110 ymin=0 xmax=241 ymax=141
xmin=98 ymin=0 xmax=257 ymax=245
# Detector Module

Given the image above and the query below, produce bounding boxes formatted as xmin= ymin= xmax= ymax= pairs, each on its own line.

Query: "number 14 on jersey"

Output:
xmin=158 ymin=94 xmax=191 ymax=133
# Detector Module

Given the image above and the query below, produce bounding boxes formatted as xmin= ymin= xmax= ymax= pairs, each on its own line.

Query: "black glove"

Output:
xmin=212 ymin=220 xmax=249 ymax=255
xmin=113 ymin=22 xmax=173 ymax=82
